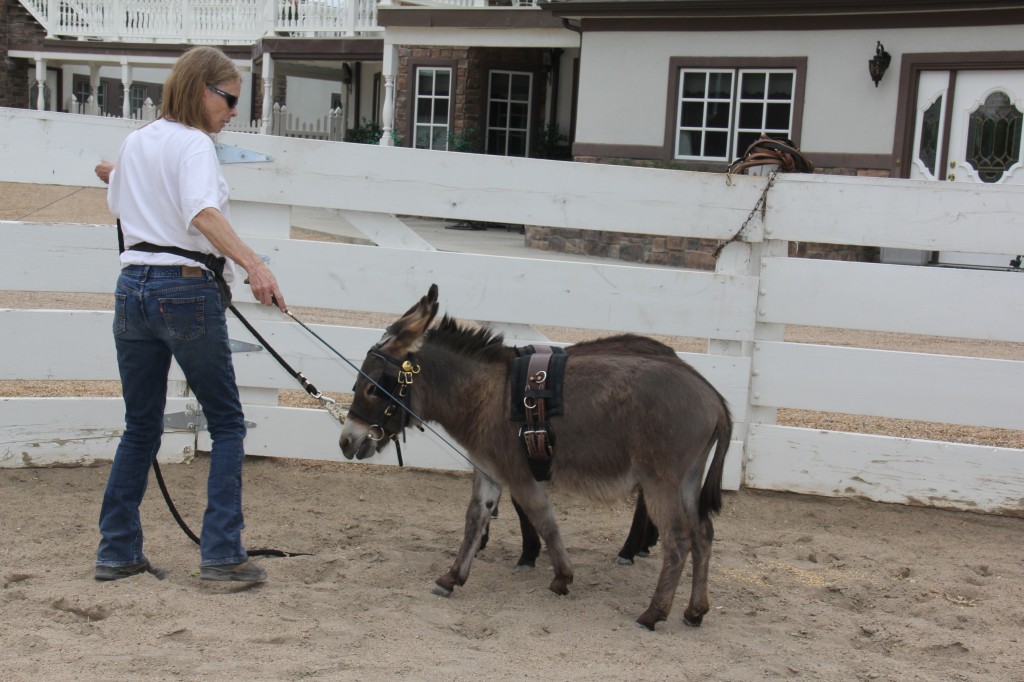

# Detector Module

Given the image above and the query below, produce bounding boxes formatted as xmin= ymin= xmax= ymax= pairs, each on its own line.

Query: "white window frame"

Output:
xmin=413 ymin=67 xmax=452 ymax=151
xmin=486 ymin=70 xmax=532 ymax=157
xmin=675 ymin=68 xmax=796 ymax=162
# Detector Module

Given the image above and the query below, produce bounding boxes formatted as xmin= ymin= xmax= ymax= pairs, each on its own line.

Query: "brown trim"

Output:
xmin=379 ymin=8 xmax=566 ymax=29
xmin=572 ymin=142 xmax=679 ymax=162
xmin=13 ymin=39 xmax=251 ymax=60
xmin=661 ymin=57 xmax=807 ymax=164
xmin=546 ymin=1 xmax=1024 ymax=27
xmin=573 ymin=11 xmax=1024 ymax=31
xmin=808 ymin=153 xmax=892 ymax=170
xmin=255 ymin=38 xmax=383 ymax=61
xmin=891 ymin=51 xmax=1024 ymax=178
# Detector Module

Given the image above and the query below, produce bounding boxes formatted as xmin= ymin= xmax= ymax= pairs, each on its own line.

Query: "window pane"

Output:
xmin=678 ymin=130 xmax=700 ymax=156
xmin=739 ymin=102 xmax=763 ymax=129
xmin=705 ymin=101 xmax=730 ymax=128
xmin=431 ymin=126 xmax=448 ymax=151
xmin=917 ymin=96 xmax=943 ymax=176
xmin=735 ymin=131 xmax=760 ymax=158
xmin=682 ymin=72 xmax=706 ymax=98
xmin=418 ymin=71 xmax=434 ymax=96
xmin=966 ymin=90 xmax=1023 ymax=183
xmin=680 ymin=101 xmax=704 ymax=127
xmin=487 ymin=129 xmax=505 ymax=155
xmin=708 ymin=72 xmax=732 ymax=99
xmin=705 ymin=131 xmax=728 ymax=158
xmin=417 ymin=98 xmax=432 ymax=120
xmin=768 ymin=72 xmax=794 ymax=99
xmin=765 ymin=102 xmax=790 ymax=129
xmin=489 ymin=101 xmax=507 ymax=128
xmin=508 ymin=131 xmax=528 ymax=157
xmin=433 ymin=98 xmax=449 ymax=122
xmin=415 ymin=125 xmax=431 ymax=149
xmin=435 ymin=72 xmax=450 ymax=97
xmin=509 ymin=102 xmax=529 ymax=129
xmin=510 ymin=74 xmax=530 ymax=101
xmin=492 ymin=72 xmax=509 ymax=97
xmin=741 ymin=73 xmax=766 ymax=99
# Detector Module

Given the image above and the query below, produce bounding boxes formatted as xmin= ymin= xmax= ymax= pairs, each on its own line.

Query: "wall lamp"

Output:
xmin=869 ymin=41 xmax=891 ymax=87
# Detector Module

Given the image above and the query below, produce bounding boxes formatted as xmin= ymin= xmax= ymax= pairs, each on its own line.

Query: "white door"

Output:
xmin=906 ymin=69 xmax=1024 ymax=268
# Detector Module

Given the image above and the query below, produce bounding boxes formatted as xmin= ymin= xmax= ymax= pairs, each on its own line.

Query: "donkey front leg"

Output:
xmin=508 ymin=481 xmax=574 ymax=595
xmin=432 ymin=471 xmax=502 ymax=597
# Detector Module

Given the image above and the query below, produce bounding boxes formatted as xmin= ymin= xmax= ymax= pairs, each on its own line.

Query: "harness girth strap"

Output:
xmin=521 ymin=349 xmax=554 ymax=461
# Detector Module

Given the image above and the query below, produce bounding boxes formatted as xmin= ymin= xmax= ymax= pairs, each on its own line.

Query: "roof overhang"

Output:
xmin=544 ymin=0 xmax=1024 ymax=30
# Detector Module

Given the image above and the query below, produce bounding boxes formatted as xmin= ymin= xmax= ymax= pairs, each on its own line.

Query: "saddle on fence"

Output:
xmin=510 ymin=345 xmax=568 ymax=481
xmin=728 ymin=134 xmax=815 ymax=175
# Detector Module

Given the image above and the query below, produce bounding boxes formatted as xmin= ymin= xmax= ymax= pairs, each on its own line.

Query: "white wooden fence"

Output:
xmin=1 ymin=107 xmax=1022 ymax=515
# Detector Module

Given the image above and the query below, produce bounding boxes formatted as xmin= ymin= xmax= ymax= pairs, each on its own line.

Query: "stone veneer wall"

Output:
xmin=394 ymin=45 xmax=545 ymax=151
xmin=524 ymin=160 xmax=887 ymax=269
xmin=0 ymin=0 xmax=45 ymax=109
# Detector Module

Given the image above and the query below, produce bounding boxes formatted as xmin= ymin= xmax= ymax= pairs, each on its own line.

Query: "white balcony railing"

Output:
xmin=18 ymin=0 xmax=384 ymax=43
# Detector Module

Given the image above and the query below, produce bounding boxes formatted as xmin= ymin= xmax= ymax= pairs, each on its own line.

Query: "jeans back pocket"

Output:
xmin=159 ymin=296 xmax=207 ymax=341
xmin=113 ymin=293 xmax=127 ymax=336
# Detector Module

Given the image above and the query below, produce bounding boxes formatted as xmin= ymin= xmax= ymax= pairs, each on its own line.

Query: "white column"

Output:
xmin=120 ymin=58 xmax=133 ymax=119
xmin=34 ymin=54 xmax=46 ymax=111
xmin=89 ymin=64 xmax=101 ymax=116
xmin=379 ymin=43 xmax=398 ymax=146
xmin=260 ymin=52 xmax=274 ymax=135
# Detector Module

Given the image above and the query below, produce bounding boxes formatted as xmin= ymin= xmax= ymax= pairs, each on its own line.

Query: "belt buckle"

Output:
xmin=182 ymin=266 xmax=204 ymax=278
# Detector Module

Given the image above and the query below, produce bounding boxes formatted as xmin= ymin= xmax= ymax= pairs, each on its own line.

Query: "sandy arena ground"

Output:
xmin=1 ymin=182 xmax=1022 ymax=681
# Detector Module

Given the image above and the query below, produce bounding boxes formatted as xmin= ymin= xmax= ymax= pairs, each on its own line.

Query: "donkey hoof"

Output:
xmin=636 ymin=607 xmax=666 ymax=631
xmin=430 ymin=583 xmax=452 ymax=598
xmin=548 ymin=578 xmax=571 ymax=596
xmin=683 ymin=610 xmax=706 ymax=628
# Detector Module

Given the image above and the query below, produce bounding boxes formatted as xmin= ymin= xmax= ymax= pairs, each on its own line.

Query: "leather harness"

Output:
xmin=511 ymin=345 xmax=567 ymax=481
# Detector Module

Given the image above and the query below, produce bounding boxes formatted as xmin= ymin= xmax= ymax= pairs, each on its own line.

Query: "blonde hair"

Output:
xmin=161 ymin=46 xmax=239 ymax=132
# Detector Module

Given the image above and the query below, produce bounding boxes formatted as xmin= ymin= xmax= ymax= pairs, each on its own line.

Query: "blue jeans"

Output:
xmin=97 ymin=265 xmax=249 ymax=569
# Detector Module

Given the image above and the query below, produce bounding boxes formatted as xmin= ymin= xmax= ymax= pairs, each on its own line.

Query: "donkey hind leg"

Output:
xmin=682 ymin=514 xmax=715 ymax=627
xmin=509 ymin=481 xmax=574 ymax=595
xmin=433 ymin=472 xmax=502 ymax=597
xmin=511 ymin=497 xmax=542 ymax=568
xmin=617 ymin=490 xmax=654 ymax=565
xmin=634 ymin=483 xmax=695 ymax=631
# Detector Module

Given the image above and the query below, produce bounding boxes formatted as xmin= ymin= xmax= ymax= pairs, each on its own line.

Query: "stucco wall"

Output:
xmin=574 ymin=26 xmax=1024 ymax=156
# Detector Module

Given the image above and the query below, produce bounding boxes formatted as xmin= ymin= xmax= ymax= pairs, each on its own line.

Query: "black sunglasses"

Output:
xmin=206 ymin=84 xmax=238 ymax=109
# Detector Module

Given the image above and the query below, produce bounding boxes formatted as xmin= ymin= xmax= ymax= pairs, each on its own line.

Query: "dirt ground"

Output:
xmin=2 ymin=182 xmax=1023 ymax=681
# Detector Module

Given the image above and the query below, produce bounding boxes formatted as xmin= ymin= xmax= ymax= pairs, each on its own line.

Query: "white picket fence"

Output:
xmin=1 ymin=107 xmax=1022 ymax=515
xmin=64 ymin=100 xmax=347 ymax=141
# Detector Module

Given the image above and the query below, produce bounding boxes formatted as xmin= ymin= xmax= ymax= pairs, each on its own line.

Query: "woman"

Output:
xmin=95 ymin=46 xmax=285 ymax=582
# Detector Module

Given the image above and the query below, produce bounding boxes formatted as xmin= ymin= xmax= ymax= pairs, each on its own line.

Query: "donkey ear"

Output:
xmin=380 ymin=285 xmax=440 ymax=355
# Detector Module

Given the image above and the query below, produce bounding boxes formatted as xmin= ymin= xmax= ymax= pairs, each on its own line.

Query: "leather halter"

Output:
xmin=347 ymin=344 xmax=420 ymax=465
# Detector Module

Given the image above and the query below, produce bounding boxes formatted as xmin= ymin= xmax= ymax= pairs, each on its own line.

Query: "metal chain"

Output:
xmin=713 ymin=169 xmax=779 ymax=259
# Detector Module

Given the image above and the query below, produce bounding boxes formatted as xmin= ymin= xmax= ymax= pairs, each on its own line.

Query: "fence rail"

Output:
xmin=1 ymin=107 xmax=1022 ymax=515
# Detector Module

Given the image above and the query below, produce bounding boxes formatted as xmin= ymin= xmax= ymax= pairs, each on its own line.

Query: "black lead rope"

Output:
xmin=151 ymin=459 xmax=311 ymax=558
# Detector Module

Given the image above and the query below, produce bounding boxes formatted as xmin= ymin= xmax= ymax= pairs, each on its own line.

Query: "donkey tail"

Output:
xmin=699 ymin=410 xmax=732 ymax=519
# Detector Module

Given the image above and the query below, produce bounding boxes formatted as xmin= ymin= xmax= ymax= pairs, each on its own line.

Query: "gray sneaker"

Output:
xmin=95 ymin=560 xmax=166 ymax=581
xmin=199 ymin=560 xmax=267 ymax=582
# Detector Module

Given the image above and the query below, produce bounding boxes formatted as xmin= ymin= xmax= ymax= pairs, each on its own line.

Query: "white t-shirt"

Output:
xmin=109 ymin=118 xmax=235 ymax=282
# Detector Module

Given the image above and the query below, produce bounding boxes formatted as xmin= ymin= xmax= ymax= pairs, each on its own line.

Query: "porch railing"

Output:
xmin=18 ymin=0 xmax=384 ymax=43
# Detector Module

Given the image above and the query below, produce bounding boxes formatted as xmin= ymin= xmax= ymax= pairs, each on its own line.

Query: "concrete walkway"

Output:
xmin=290 ymin=206 xmax=621 ymax=264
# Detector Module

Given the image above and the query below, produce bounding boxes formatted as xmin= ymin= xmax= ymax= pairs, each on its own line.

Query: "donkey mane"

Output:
xmin=426 ymin=316 xmax=513 ymax=363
